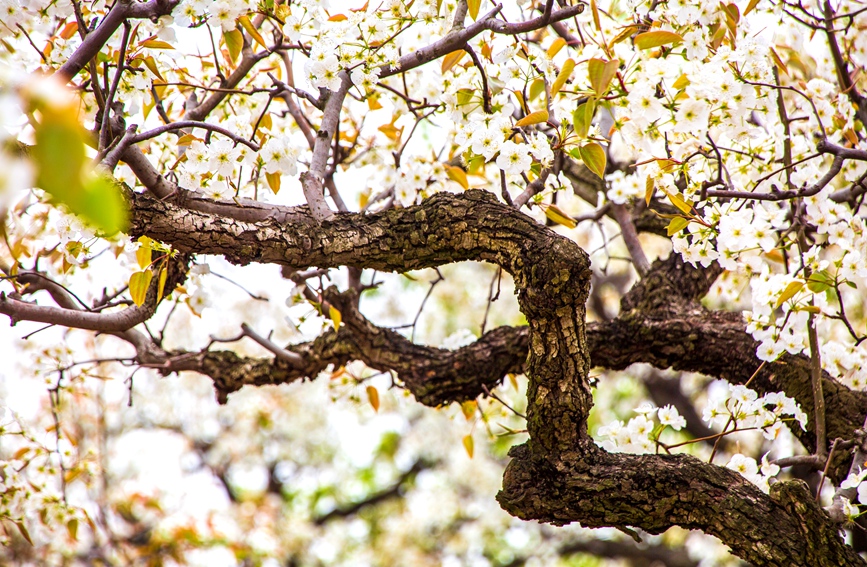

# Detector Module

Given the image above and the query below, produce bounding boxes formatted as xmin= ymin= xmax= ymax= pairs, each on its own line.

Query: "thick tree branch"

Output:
xmin=56 ymin=0 xmax=180 ymax=82
xmin=499 ymin=446 xmax=864 ymax=566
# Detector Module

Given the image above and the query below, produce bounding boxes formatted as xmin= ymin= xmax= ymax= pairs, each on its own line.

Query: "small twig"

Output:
xmin=611 ymin=203 xmax=650 ymax=276
xmin=98 ymin=21 xmax=131 ymax=153
xmin=131 ymin=120 xmax=260 ymax=150
xmin=816 ymin=438 xmax=839 ymax=500
xmin=239 ymin=323 xmax=304 ymax=367
xmin=807 ymin=311 xmax=827 ymax=458
xmin=464 ymin=45 xmax=492 ymax=114
xmin=482 ymin=384 xmax=525 ymax=419
xmin=209 ymin=270 xmax=268 ymax=301
xmin=410 ymin=268 xmax=444 ymax=343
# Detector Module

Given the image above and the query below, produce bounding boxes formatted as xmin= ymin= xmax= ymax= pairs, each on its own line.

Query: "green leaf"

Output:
xmin=31 ymin=105 xmax=130 ymax=235
xmin=666 ymin=216 xmax=690 ymax=235
xmin=587 ymin=58 xmax=619 ymax=96
xmin=775 ymin=280 xmax=804 ymax=308
xmin=529 ymin=78 xmax=546 ymax=101
xmin=130 ymin=270 xmax=153 ymax=307
xmin=634 ymin=30 xmax=683 ymax=50
xmin=224 ymin=29 xmax=243 ymax=64
xmin=67 ymin=518 xmax=79 ymax=541
xmin=578 ymin=142 xmax=606 ymax=179
xmin=645 ymin=176 xmax=655 ymax=205
xmin=572 ymin=99 xmax=595 ymax=138
xmin=806 ymin=270 xmax=833 ymax=293
xmin=78 ymin=174 xmax=130 ymax=236
xmin=456 ymin=88 xmax=474 ymax=107
xmin=32 ymin=112 xmax=85 ymax=201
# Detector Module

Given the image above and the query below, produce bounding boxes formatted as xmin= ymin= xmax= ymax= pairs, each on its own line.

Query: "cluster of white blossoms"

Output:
xmin=725 ymin=453 xmax=780 ymax=493
xmin=703 ymin=384 xmax=807 ymax=441
xmin=598 ymin=383 xmax=806 ymax=491
xmin=0 ymin=407 xmax=88 ymax=548
xmin=596 ymin=402 xmax=687 ymax=454
xmin=838 ymin=469 xmax=867 ymax=521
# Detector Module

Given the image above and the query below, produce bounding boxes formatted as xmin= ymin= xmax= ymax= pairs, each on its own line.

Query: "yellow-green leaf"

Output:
xmin=744 ymin=0 xmax=761 ymax=15
xmin=441 ymin=49 xmax=466 ymax=73
xmin=666 ymin=216 xmax=690 ymax=235
xmin=543 ymin=204 xmax=577 ymax=228
xmin=67 ymin=518 xmax=78 ymax=542
xmin=515 ymin=110 xmax=549 ymax=128
xmin=141 ymin=55 xmax=165 ymax=81
xmin=378 ymin=121 xmax=403 ymax=142
xmin=609 ymin=25 xmax=639 ymax=48
xmin=157 ymin=267 xmax=168 ymax=300
xmin=445 ymin=164 xmax=469 ymax=189
xmin=550 ymin=58 xmax=575 ymax=96
xmin=513 ymin=90 xmax=527 ymax=113
xmin=468 ymin=0 xmax=481 ymax=20
xmin=129 ymin=271 xmax=153 ymax=307
xmin=634 ymin=30 xmax=683 ymax=50
xmin=587 ymin=58 xmax=619 ymax=96
xmin=590 ymin=0 xmax=602 ymax=31
xmin=329 ymin=304 xmax=342 ymax=329
xmin=14 ymin=521 xmax=33 ymax=546
xmin=645 ymin=176 xmax=655 ymax=205
xmin=136 ymin=237 xmax=152 ymax=270
xmin=367 ymin=93 xmax=383 ymax=110
xmin=266 ymin=171 xmax=281 ymax=194
xmin=666 ymin=190 xmax=692 ymax=214
xmin=529 ymin=77 xmax=546 ymax=101
xmin=461 ymin=400 xmax=477 ymax=420
xmin=547 ymin=37 xmax=567 ymax=58
xmin=366 ymin=385 xmax=380 ymax=412
xmin=462 ymin=434 xmax=474 ymax=458
xmin=672 ymin=73 xmax=690 ymax=90
xmin=572 ymin=98 xmax=595 ymax=138
xmin=223 ymin=29 xmax=243 ymax=64
xmin=140 ymin=39 xmax=174 ymax=50
xmin=775 ymin=280 xmax=804 ymax=308
xmin=238 ymin=15 xmax=267 ymax=49
xmin=769 ymin=47 xmax=788 ymax=76
xmin=578 ymin=142 xmax=606 ymax=179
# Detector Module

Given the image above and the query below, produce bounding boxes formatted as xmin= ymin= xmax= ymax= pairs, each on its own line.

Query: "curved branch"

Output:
xmin=127 ymin=190 xmax=867 ymax=564
xmin=499 ymin=445 xmax=864 ymax=567
xmin=56 ymin=0 xmax=180 ymax=82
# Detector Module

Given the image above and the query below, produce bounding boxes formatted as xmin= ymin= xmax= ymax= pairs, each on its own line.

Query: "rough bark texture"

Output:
xmin=128 ymin=189 xmax=866 ymax=566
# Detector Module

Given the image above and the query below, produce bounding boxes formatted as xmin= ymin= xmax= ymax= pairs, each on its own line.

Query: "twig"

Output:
xmin=130 ymin=120 xmax=260 ymax=150
xmin=239 ymin=323 xmax=304 ymax=366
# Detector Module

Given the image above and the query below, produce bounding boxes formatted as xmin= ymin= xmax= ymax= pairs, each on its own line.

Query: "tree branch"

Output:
xmin=56 ymin=0 xmax=180 ymax=82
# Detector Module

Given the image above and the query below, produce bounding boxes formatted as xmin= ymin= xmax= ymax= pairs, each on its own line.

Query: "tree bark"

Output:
xmin=128 ymin=189 xmax=864 ymax=566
